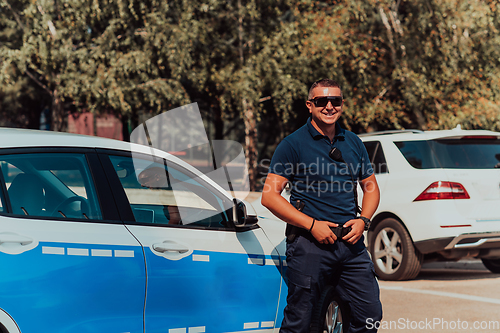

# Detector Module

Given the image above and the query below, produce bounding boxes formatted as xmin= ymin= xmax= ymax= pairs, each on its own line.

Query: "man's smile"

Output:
xmin=321 ymin=110 xmax=339 ymax=117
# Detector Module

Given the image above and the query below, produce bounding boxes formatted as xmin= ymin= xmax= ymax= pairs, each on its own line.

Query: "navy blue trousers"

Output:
xmin=281 ymin=233 xmax=383 ymax=333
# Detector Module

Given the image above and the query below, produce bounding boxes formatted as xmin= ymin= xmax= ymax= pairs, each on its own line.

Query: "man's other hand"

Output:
xmin=342 ymin=219 xmax=365 ymax=244
xmin=311 ymin=221 xmax=338 ymax=244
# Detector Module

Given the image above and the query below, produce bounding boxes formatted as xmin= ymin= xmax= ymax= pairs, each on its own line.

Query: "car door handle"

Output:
xmin=0 ymin=233 xmax=33 ymax=246
xmin=151 ymin=240 xmax=193 ymax=260
xmin=0 ymin=232 xmax=38 ymax=255
xmin=153 ymin=241 xmax=189 ymax=253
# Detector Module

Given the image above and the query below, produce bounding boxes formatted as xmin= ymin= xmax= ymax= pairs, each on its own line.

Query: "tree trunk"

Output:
xmin=243 ymin=98 xmax=258 ymax=191
xmin=121 ymin=115 xmax=131 ymax=142
xmin=121 ymin=110 xmax=140 ymax=142
xmin=412 ymin=107 xmax=428 ymax=130
xmin=51 ymin=89 xmax=66 ymax=132
xmin=213 ymin=105 xmax=224 ymax=140
xmin=236 ymin=0 xmax=259 ymax=191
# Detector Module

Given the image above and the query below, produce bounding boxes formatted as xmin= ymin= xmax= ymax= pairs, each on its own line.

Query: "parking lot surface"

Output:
xmin=377 ymin=260 xmax=500 ymax=332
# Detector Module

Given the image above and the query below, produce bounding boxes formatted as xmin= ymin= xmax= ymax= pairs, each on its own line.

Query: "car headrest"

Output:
xmin=8 ymin=173 xmax=45 ymax=216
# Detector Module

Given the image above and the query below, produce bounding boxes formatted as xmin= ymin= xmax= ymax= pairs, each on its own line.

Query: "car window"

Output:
xmin=394 ymin=141 xmax=440 ymax=169
xmin=431 ymin=138 xmax=500 ymax=169
xmin=0 ymin=153 xmax=102 ymax=219
xmin=363 ymin=141 xmax=389 ymax=174
xmin=396 ymin=138 xmax=500 ymax=169
xmin=108 ymin=155 xmax=230 ymax=228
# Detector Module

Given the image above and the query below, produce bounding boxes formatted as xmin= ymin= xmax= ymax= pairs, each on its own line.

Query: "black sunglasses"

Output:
xmin=309 ymin=96 xmax=343 ymax=107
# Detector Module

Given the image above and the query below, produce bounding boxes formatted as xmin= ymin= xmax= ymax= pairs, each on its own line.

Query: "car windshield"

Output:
xmin=395 ymin=137 xmax=500 ymax=169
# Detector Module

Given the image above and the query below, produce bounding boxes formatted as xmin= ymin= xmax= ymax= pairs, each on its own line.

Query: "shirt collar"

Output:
xmin=306 ymin=117 xmax=345 ymax=140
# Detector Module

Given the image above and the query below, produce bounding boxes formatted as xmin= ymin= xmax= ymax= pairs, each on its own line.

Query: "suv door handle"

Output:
xmin=151 ymin=240 xmax=192 ymax=260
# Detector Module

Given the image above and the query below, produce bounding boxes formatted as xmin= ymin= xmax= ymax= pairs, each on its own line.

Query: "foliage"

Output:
xmin=0 ymin=0 xmax=198 ymax=130
xmin=183 ymin=0 xmax=308 ymax=188
xmin=1 ymin=0 xmax=500 ymax=189
xmin=296 ymin=0 xmax=500 ymax=132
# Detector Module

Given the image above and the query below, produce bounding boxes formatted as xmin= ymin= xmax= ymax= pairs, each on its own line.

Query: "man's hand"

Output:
xmin=342 ymin=218 xmax=365 ymax=244
xmin=311 ymin=220 xmax=339 ymax=244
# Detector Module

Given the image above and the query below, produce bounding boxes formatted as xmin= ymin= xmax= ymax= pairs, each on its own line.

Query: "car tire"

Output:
xmin=368 ymin=218 xmax=423 ymax=281
xmin=310 ymin=285 xmax=350 ymax=333
xmin=481 ymin=258 xmax=500 ymax=273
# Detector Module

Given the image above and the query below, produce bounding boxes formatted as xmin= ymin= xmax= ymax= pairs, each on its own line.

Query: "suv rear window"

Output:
xmin=395 ymin=137 xmax=500 ymax=169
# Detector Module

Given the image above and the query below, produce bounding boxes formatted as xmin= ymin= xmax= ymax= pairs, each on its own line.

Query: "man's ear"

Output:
xmin=305 ymin=100 xmax=313 ymax=113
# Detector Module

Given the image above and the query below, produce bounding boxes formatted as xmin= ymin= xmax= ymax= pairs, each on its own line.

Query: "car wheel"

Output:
xmin=368 ymin=218 xmax=423 ymax=281
xmin=310 ymin=285 xmax=350 ymax=333
xmin=481 ymin=258 xmax=500 ymax=273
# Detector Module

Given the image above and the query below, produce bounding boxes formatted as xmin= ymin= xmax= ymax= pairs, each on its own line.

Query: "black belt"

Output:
xmin=286 ymin=200 xmax=352 ymax=243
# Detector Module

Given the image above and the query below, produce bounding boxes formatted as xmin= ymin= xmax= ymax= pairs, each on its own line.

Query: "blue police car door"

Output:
xmin=0 ymin=151 xmax=145 ymax=333
xmin=102 ymin=151 xmax=283 ymax=333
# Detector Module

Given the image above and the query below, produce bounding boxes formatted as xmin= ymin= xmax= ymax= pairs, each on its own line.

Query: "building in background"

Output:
xmin=68 ymin=112 xmax=123 ymax=141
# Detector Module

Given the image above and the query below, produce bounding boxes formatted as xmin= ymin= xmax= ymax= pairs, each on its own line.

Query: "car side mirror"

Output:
xmin=232 ymin=199 xmax=258 ymax=228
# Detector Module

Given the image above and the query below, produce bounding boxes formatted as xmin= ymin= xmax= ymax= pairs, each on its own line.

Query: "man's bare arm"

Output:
xmin=359 ymin=173 xmax=380 ymax=220
xmin=343 ymin=174 xmax=380 ymax=244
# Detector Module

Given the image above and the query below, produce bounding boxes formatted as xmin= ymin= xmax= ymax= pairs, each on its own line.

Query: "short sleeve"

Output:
xmin=268 ymin=139 xmax=298 ymax=181
xmin=358 ymin=140 xmax=374 ymax=180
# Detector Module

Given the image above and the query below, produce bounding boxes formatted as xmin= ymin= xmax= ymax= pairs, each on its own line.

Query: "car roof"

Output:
xmin=0 ymin=127 xmax=188 ymax=174
xmin=0 ymin=127 xmax=234 ymax=198
xmin=359 ymin=127 xmax=500 ymax=141
xmin=0 ymin=127 xmax=143 ymax=150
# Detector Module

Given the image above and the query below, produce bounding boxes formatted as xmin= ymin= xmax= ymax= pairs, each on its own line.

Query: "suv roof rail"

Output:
xmin=358 ymin=129 xmax=424 ymax=137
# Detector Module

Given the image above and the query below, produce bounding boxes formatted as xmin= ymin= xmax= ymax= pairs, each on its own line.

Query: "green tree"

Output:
xmin=1 ymin=0 xmax=307 ymax=189
xmin=186 ymin=0 xmax=308 ymax=190
xmin=298 ymin=0 xmax=500 ymax=132
xmin=79 ymin=0 xmax=199 ymax=134
xmin=3 ymin=0 xmax=500 ymax=189
xmin=0 ymin=0 xmax=194 ymax=132
xmin=1 ymin=0 xmax=86 ymax=130
xmin=0 ymin=0 xmax=47 ymax=128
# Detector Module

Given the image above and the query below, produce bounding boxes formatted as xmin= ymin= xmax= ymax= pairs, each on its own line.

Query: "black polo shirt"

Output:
xmin=269 ymin=118 xmax=373 ymax=225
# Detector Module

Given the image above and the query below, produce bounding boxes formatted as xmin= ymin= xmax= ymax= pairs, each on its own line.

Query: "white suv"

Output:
xmin=360 ymin=127 xmax=500 ymax=280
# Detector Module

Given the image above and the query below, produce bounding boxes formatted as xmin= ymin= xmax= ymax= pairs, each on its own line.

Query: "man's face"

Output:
xmin=306 ymin=86 xmax=343 ymax=127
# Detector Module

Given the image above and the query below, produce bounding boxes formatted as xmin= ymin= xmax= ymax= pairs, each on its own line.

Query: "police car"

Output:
xmin=0 ymin=128 xmax=345 ymax=333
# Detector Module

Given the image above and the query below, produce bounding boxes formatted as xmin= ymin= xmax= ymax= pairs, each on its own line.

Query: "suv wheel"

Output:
xmin=481 ymin=258 xmax=500 ymax=273
xmin=310 ymin=285 xmax=350 ymax=333
xmin=369 ymin=218 xmax=423 ymax=281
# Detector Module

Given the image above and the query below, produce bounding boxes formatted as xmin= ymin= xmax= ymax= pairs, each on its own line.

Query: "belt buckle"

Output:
xmin=330 ymin=225 xmax=352 ymax=241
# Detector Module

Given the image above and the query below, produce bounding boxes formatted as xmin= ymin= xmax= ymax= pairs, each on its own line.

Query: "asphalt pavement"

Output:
xmin=376 ymin=260 xmax=500 ymax=333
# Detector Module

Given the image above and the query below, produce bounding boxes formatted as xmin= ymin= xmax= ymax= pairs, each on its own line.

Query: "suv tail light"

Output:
xmin=414 ymin=181 xmax=470 ymax=201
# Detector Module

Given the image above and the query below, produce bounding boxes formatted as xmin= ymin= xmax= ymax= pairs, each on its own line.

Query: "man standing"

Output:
xmin=261 ymin=79 xmax=382 ymax=332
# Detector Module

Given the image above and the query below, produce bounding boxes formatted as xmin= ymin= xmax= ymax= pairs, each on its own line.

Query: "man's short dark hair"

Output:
xmin=308 ymin=79 xmax=342 ymax=100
